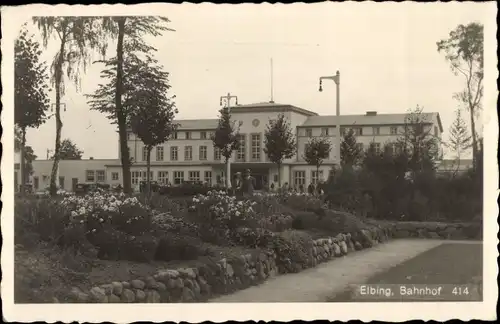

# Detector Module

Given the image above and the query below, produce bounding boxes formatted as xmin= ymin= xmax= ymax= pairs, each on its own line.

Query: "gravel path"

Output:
xmin=209 ymin=239 xmax=475 ymax=303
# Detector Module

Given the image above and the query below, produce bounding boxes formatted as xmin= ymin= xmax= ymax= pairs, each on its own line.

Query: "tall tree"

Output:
xmin=340 ymin=128 xmax=363 ymax=168
xmin=128 ymin=56 xmax=178 ymax=197
xmin=50 ymin=138 xmax=84 ymax=160
xmin=303 ymin=136 xmax=331 ymax=181
xmin=264 ymin=114 xmax=297 ymax=185
xmin=15 ymin=127 xmax=37 ymax=178
xmin=437 ymin=22 xmax=483 ymax=168
xmin=211 ymin=108 xmax=241 ymax=188
xmin=446 ymin=108 xmax=472 ymax=175
xmin=33 ymin=17 xmax=107 ymax=196
xmin=88 ymin=16 xmax=173 ymax=194
xmin=14 ymin=25 xmax=50 ymax=193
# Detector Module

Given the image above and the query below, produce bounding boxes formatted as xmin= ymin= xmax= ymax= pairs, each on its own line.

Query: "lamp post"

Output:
xmin=219 ymin=92 xmax=238 ymax=188
xmin=319 ymin=71 xmax=341 ymax=168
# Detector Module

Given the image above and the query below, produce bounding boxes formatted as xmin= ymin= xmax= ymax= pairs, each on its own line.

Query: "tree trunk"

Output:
xmin=146 ymin=146 xmax=152 ymax=201
xmin=277 ymin=162 xmax=281 ymax=187
xmin=115 ymin=17 xmax=132 ymax=194
xmin=50 ymin=40 xmax=65 ymax=197
xmin=469 ymin=107 xmax=478 ymax=170
xmin=20 ymin=127 xmax=26 ymax=195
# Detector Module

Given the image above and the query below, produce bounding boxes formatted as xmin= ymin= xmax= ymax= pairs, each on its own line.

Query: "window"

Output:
xmin=214 ymin=147 xmax=222 ymax=161
xmin=96 ymin=170 xmax=106 ymax=182
xmin=306 ymin=128 xmax=312 ymax=137
xmin=173 ymin=132 xmax=178 ymax=139
xmin=251 ymin=134 xmax=261 ymax=161
xmin=142 ymin=146 xmax=148 ymax=161
xmin=173 ymin=171 xmax=184 ymax=184
xmin=372 ymin=127 xmax=380 ymax=135
xmin=199 ymin=146 xmax=207 ymax=160
xmin=321 ymin=128 xmax=329 ymax=136
xmin=112 ymin=172 xmax=119 ymax=181
xmin=390 ymin=126 xmax=398 ymax=135
xmin=200 ymin=131 xmax=207 ymax=140
xmin=34 ymin=176 xmax=39 ymax=190
xmin=204 ymin=171 xmax=212 ymax=184
xmin=184 ymin=146 xmax=193 ymax=161
xmin=353 ymin=127 xmax=363 ymax=136
xmin=273 ymin=175 xmax=278 ymax=183
xmin=293 ymin=171 xmax=306 ymax=186
xmin=236 ymin=134 xmax=246 ymax=161
xmin=86 ymin=170 xmax=95 ymax=182
xmin=156 ymin=146 xmax=164 ymax=161
xmin=59 ymin=176 xmax=65 ymax=189
xmin=189 ymin=171 xmax=200 ymax=182
xmin=373 ymin=143 xmax=381 ymax=154
xmin=356 ymin=143 xmax=364 ymax=152
xmin=170 ymin=146 xmax=178 ymax=161
xmin=131 ymin=171 xmax=140 ymax=185
xmin=185 ymin=132 xmax=191 ymax=140
xmin=158 ymin=171 xmax=169 ymax=184
xmin=311 ymin=170 xmax=324 ymax=185
xmin=141 ymin=171 xmax=154 ymax=180
xmin=434 ymin=126 xmax=438 ymax=137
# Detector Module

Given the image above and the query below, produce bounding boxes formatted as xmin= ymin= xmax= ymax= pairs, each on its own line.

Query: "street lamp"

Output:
xmin=319 ymin=70 xmax=341 ymax=168
xmin=219 ymin=92 xmax=238 ymax=188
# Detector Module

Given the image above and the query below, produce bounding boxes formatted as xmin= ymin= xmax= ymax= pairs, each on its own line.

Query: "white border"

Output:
xmin=1 ymin=3 xmax=498 ymax=322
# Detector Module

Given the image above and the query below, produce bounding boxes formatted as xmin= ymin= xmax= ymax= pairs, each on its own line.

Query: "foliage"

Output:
xmin=264 ymin=114 xmax=297 ymax=184
xmin=446 ymin=108 xmax=472 ymax=174
xmin=34 ymin=16 xmax=108 ymax=196
xmin=271 ymin=230 xmax=314 ymax=273
xmin=303 ymin=136 xmax=332 ymax=173
xmin=50 ymin=138 xmax=84 ymax=160
xmin=15 ymin=127 xmax=37 ymax=176
xmin=211 ymin=108 xmax=241 ymax=163
xmin=437 ymin=22 xmax=484 ymax=167
xmin=340 ymin=128 xmax=363 ymax=168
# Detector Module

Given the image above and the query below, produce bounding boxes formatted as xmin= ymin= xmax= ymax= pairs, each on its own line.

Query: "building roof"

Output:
xmin=301 ymin=112 xmax=443 ymax=131
xmin=232 ymin=102 xmax=318 ymax=117
xmin=176 ymin=119 xmax=219 ymax=130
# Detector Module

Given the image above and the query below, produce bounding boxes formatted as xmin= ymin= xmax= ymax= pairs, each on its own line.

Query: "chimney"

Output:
xmin=366 ymin=111 xmax=377 ymax=116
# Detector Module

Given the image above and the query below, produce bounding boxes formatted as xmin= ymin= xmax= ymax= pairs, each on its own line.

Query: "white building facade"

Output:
xmin=25 ymin=102 xmax=444 ymax=192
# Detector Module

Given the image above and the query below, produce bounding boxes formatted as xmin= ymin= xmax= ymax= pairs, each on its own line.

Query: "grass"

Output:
xmin=328 ymin=243 xmax=483 ymax=302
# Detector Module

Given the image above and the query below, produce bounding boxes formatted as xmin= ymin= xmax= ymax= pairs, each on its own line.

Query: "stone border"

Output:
xmin=68 ymin=222 xmax=481 ymax=303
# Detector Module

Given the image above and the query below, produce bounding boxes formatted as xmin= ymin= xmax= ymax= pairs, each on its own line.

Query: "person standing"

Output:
xmin=241 ymin=169 xmax=255 ymax=196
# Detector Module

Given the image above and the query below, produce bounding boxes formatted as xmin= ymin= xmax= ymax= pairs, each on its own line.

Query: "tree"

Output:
xmin=437 ymin=22 xmax=483 ymax=168
xmin=446 ymin=108 xmax=472 ymax=175
xmin=33 ymin=17 xmax=107 ymax=196
xmin=128 ymin=56 xmax=178 ymax=197
xmin=211 ymin=108 xmax=241 ymax=188
xmin=15 ymin=127 xmax=37 ymax=177
xmin=303 ymin=137 xmax=331 ymax=182
xmin=88 ymin=16 xmax=174 ymax=194
xmin=340 ymin=128 xmax=363 ymax=168
xmin=264 ymin=113 xmax=297 ymax=186
xmin=50 ymin=139 xmax=84 ymax=160
xmin=14 ymin=25 xmax=50 ymax=193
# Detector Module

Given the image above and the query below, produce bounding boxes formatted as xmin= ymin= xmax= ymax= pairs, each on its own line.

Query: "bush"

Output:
xmin=271 ymin=230 xmax=314 ymax=274
xmin=231 ymin=227 xmax=277 ymax=248
xmin=155 ymin=235 xmax=213 ymax=261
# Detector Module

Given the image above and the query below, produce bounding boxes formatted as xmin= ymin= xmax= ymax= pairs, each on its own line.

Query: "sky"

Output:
xmin=5 ymin=2 xmax=496 ymax=160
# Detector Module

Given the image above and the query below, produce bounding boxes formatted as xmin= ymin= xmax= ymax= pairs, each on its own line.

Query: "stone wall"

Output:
xmin=68 ymin=221 xmax=481 ymax=303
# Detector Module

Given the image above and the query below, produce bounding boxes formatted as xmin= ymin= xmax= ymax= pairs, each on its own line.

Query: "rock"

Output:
xmin=312 ymin=247 xmax=318 ymax=255
xmin=332 ymin=243 xmax=342 ymax=256
xmin=122 ymin=281 xmax=131 ymax=289
xmin=184 ymin=278 xmax=194 ymax=289
xmin=428 ymin=232 xmax=440 ymax=239
xmin=77 ymin=292 xmax=90 ymax=303
xmin=111 ymin=281 xmax=123 ymax=296
xmin=251 ymin=268 xmax=257 ymax=275
xmin=192 ymin=280 xmax=202 ymax=296
xmin=179 ymin=268 xmax=197 ymax=279
xmin=259 ymin=270 xmax=267 ymax=280
xmin=121 ymin=289 xmax=135 ymax=303
xmin=198 ymin=277 xmax=211 ymax=295
xmin=146 ymin=290 xmax=161 ymax=303
xmin=145 ymin=276 xmax=158 ymax=289
xmin=354 ymin=241 xmax=363 ymax=250
xmin=89 ymin=287 xmax=107 ymax=302
xmin=131 ymin=279 xmax=145 ymax=290
xmin=52 ymin=297 xmax=59 ymax=303
xmin=135 ymin=289 xmax=146 ymax=302
xmin=182 ymin=287 xmax=195 ymax=302
xmin=323 ymin=244 xmax=330 ymax=254
xmin=166 ymin=278 xmax=176 ymax=290
xmin=156 ymin=282 xmax=167 ymax=291
xmin=339 ymin=241 xmax=348 ymax=255
xmin=166 ymin=269 xmax=180 ymax=278
xmin=328 ymin=238 xmax=333 ymax=244
xmin=100 ymin=284 xmax=113 ymax=295
xmin=174 ymin=277 xmax=184 ymax=289
xmin=108 ymin=294 xmax=121 ymax=303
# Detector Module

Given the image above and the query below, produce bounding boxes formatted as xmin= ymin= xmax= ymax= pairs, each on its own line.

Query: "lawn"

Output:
xmin=327 ymin=242 xmax=483 ymax=302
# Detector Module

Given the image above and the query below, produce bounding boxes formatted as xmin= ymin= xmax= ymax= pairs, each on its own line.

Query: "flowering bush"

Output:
xmin=271 ymin=230 xmax=314 ymax=273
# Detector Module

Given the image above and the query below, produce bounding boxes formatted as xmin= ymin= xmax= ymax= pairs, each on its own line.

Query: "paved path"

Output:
xmin=210 ymin=239 xmax=478 ymax=303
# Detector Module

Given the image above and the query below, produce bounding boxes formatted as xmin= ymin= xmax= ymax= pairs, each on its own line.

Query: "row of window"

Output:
xmin=139 ymin=134 xmax=263 ymax=162
xmin=129 ymin=131 xmax=213 ymax=141
xmin=306 ymin=125 xmax=439 ymax=138
xmin=292 ymin=170 xmax=324 ymax=186
xmin=130 ymin=170 xmax=213 ymax=185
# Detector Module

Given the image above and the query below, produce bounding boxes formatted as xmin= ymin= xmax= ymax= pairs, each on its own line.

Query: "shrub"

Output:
xmin=155 ymin=234 xmax=211 ymax=261
xmin=230 ymin=227 xmax=277 ymax=248
xmin=271 ymin=230 xmax=314 ymax=273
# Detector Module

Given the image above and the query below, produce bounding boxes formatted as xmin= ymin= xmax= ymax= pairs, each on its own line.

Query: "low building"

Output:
xmin=24 ymin=102 xmax=444 ymax=192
